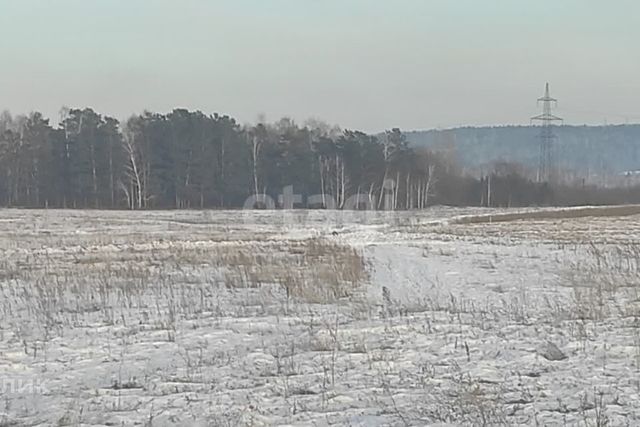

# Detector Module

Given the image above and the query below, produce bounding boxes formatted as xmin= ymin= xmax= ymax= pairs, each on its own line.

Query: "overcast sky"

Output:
xmin=0 ymin=0 xmax=638 ymax=132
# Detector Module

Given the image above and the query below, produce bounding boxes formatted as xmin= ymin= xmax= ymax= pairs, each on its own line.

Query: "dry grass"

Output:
xmin=0 ymin=234 xmax=369 ymax=351
xmin=223 ymin=237 xmax=368 ymax=303
xmin=452 ymin=205 xmax=640 ymax=225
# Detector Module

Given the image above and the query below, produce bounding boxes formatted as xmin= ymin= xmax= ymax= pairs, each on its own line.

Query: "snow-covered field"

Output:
xmin=1 ymin=207 xmax=640 ymax=426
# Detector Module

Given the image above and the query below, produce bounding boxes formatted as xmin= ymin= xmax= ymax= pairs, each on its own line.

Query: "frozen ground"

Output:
xmin=1 ymin=207 xmax=640 ymax=426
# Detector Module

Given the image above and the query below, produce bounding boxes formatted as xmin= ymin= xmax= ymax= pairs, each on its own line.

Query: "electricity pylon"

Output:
xmin=531 ymin=83 xmax=563 ymax=182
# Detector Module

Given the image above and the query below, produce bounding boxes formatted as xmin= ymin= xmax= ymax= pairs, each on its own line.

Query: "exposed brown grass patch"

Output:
xmin=452 ymin=205 xmax=640 ymax=225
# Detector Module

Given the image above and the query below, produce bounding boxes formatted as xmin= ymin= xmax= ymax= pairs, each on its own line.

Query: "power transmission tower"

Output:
xmin=531 ymin=83 xmax=563 ymax=182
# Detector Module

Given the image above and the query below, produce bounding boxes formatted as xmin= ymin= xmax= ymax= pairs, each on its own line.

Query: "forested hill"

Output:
xmin=406 ymin=125 xmax=640 ymax=176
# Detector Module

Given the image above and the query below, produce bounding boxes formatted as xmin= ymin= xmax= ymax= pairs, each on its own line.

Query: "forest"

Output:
xmin=1 ymin=108 xmax=639 ymax=210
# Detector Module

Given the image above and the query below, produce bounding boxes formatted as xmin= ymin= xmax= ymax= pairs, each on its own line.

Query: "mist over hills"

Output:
xmin=406 ymin=125 xmax=640 ymax=180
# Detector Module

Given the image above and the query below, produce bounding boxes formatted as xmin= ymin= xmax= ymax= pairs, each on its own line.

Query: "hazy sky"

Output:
xmin=0 ymin=0 xmax=638 ymax=131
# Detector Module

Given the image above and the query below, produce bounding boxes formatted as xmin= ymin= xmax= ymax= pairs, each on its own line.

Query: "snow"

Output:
xmin=0 ymin=207 xmax=639 ymax=425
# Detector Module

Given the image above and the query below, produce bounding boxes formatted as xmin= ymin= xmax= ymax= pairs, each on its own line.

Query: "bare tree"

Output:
xmin=122 ymin=123 xmax=145 ymax=209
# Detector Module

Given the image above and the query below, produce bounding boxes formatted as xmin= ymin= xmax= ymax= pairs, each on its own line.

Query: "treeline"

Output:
xmin=1 ymin=108 xmax=639 ymax=209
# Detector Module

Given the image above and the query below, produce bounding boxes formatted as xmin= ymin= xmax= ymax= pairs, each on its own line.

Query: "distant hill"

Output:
xmin=405 ymin=125 xmax=640 ymax=179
